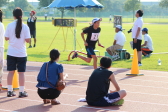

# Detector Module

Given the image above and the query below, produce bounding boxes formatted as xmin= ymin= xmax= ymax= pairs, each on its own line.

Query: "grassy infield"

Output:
xmin=3 ymin=17 xmax=168 ymax=71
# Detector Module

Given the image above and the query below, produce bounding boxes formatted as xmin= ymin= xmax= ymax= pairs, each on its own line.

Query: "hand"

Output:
xmin=84 ymin=42 xmax=88 ymax=46
xmin=134 ymin=38 xmax=137 ymax=43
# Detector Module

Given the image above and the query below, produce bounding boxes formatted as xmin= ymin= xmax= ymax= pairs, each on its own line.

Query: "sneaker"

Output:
xmin=72 ymin=52 xmax=78 ymax=59
xmin=28 ymin=45 xmax=32 ymax=48
xmin=138 ymin=62 xmax=142 ymax=66
xmin=7 ymin=91 xmax=16 ymax=97
xmin=19 ymin=91 xmax=28 ymax=98
xmin=112 ymin=99 xmax=124 ymax=106
xmin=33 ymin=44 xmax=36 ymax=47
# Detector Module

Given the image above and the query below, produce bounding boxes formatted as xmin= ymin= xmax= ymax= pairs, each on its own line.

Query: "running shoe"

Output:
xmin=138 ymin=62 xmax=142 ymax=66
xmin=19 ymin=91 xmax=28 ymax=98
xmin=28 ymin=45 xmax=32 ymax=48
xmin=33 ymin=44 xmax=36 ymax=47
xmin=72 ymin=52 xmax=78 ymax=59
xmin=112 ymin=99 xmax=124 ymax=106
xmin=7 ymin=91 xmax=16 ymax=97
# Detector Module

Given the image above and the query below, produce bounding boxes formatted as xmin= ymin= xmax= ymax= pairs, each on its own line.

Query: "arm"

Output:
xmin=109 ymin=74 xmax=120 ymax=93
xmin=113 ymin=40 xmax=116 ymax=45
xmin=81 ymin=32 xmax=88 ymax=46
xmin=141 ymin=41 xmax=147 ymax=47
xmin=59 ymin=73 xmax=64 ymax=81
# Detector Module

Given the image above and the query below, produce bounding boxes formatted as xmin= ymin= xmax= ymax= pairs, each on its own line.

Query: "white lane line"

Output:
xmin=25 ymin=89 xmax=168 ymax=97
xmin=0 ymin=109 xmax=17 ymax=112
xmin=2 ymin=78 xmax=168 ymax=90
xmin=0 ymin=96 xmax=123 ymax=112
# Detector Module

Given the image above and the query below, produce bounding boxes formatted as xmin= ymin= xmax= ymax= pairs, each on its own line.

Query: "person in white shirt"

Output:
xmin=141 ymin=28 xmax=153 ymax=57
xmin=44 ymin=13 xmax=47 ymax=21
xmin=132 ymin=10 xmax=144 ymax=66
xmin=109 ymin=14 xmax=112 ymax=23
xmin=106 ymin=25 xmax=126 ymax=56
xmin=5 ymin=7 xmax=31 ymax=97
xmin=0 ymin=10 xmax=5 ymax=91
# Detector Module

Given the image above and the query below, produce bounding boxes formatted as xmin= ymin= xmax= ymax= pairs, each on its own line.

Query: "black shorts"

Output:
xmin=38 ymin=88 xmax=61 ymax=99
xmin=133 ymin=39 xmax=142 ymax=51
xmin=87 ymin=92 xmax=120 ymax=107
xmin=7 ymin=55 xmax=27 ymax=72
xmin=30 ymin=30 xmax=36 ymax=38
xmin=86 ymin=46 xmax=95 ymax=58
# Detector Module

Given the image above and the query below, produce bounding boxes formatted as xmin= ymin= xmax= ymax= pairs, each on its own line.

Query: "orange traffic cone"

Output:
xmin=126 ymin=49 xmax=144 ymax=76
xmin=12 ymin=70 xmax=19 ymax=90
xmin=2 ymin=70 xmax=19 ymax=90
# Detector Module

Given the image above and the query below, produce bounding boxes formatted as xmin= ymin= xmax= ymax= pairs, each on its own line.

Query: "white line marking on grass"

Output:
xmin=0 ymin=96 xmax=124 ymax=112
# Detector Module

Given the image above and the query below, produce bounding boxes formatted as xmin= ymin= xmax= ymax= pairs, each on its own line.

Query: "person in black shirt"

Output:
xmin=27 ymin=11 xmax=37 ymax=48
xmin=72 ymin=18 xmax=103 ymax=69
xmin=86 ymin=57 xmax=126 ymax=106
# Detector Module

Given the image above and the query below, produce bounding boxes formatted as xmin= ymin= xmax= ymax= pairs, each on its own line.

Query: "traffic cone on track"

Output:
xmin=2 ymin=70 xmax=19 ymax=90
xmin=126 ymin=49 xmax=144 ymax=76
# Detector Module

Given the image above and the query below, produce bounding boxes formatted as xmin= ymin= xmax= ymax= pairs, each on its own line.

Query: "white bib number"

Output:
xmin=90 ymin=33 xmax=100 ymax=41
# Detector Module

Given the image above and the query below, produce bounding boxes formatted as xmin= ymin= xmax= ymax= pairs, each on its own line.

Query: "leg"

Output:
xmin=78 ymin=55 xmax=92 ymax=63
xmin=18 ymin=72 xmax=25 ymax=86
xmin=118 ymin=90 xmax=127 ymax=99
xmin=106 ymin=48 xmax=113 ymax=56
xmin=91 ymin=55 xmax=97 ymax=69
xmin=138 ymin=51 xmax=142 ymax=62
xmin=7 ymin=71 xmax=15 ymax=85
xmin=0 ymin=47 xmax=4 ymax=85
xmin=106 ymin=46 xmax=116 ymax=56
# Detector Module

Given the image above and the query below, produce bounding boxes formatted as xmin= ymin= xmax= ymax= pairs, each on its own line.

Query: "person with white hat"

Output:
xmin=141 ymin=28 xmax=153 ymax=57
xmin=106 ymin=25 xmax=126 ymax=57
xmin=72 ymin=18 xmax=103 ymax=69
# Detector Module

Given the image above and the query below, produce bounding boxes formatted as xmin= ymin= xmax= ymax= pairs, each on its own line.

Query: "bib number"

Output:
xmin=90 ymin=33 xmax=100 ymax=41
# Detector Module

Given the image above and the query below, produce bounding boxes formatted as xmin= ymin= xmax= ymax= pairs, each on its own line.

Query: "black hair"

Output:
xmin=137 ymin=10 xmax=143 ymax=17
xmin=50 ymin=49 xmax=60 ymax=63
xmin=100 ymin=57 xmax=112 ymax=68
xmin=0 ymin=10 xmax=2 ymax=22
xmin=13 ymin=7 xmax=23 ymax=39
xmin=142 ymin=31 xmax=148 ymax=34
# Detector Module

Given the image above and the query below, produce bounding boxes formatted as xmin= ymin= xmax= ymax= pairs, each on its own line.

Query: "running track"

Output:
xmin=0 ymin=61 xmax=168 ymax=112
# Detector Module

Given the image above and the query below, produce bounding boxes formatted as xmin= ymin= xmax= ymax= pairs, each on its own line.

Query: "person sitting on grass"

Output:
xmin=86 ymin=57 xmax=126 ymax=106
xmin=141 ymin=28 xmax=154 ymax=57
xmin=106 ymin=25 xmax=126 ymax=58
xmin=36 ymin=49 xmax=64 ymax=105
xmin=72 ymin=18 xmax=104 ymax=69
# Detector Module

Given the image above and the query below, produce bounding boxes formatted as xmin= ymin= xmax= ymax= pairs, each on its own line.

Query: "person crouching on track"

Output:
xmin=36 ymin=49 xmax=64 ymax=105
xmin=106 ymin=25 xmax=126 ymax=58
xmin=86 ymin=57 xmax=126 ymax=106
xmin=72 ymin=18 xmax=104 ymax=69
xmin=141 ymin=28 xmax=154 ymax=57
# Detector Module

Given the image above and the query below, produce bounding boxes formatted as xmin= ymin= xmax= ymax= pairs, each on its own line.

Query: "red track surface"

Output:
xmin=0 ymin=61 xmax=168 ymax=112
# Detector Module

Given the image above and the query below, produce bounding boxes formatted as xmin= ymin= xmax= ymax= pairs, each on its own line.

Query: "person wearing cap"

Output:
xmin=27 ymin=11 xmax=37 ymax=48
xmin=132 ymin=9 xmax=144 ymax=66
xmin=106 ymin=25 xmax=126 ymax=57
xmin=0 ymin=10 xmax=5 ymax=91
xmin=141 ymin=28 xmax=153 ymax=57
xmin=72 ymin=18 xmax=103 ymax=69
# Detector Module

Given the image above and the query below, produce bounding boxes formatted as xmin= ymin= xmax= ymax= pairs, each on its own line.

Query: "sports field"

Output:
xmin=3 ymin=18 xmax=168 ymax=71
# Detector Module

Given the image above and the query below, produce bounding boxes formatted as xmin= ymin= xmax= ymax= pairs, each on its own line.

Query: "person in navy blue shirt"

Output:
xmin=36 ymin=49 xmax=64 ymax=105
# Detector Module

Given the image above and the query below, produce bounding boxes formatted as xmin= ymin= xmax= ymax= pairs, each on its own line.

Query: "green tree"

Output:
xmin=124 ymin=0 xmax=141 ymax=21
xmin=14 ymin=0 xmax=34 ymax=11
xmin=38 ymin=0 xmax=54 ymax=7
xmin=0 ymin=0 xmax=7 ymax=7
xmin=159 ymin=0 xmax=168 ymax=8
xmin=57 ymin=7 xmax=65 ymax=18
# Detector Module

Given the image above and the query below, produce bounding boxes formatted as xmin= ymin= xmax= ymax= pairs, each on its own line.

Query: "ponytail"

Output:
xmin=13 ymin=7 xmax=23 ymax=39
xmin=0 ymin=10 xmax=2 ymax=23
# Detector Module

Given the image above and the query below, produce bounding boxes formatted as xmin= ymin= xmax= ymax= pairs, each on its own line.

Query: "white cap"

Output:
xmin=115 ymin=25 xmax=122 ymax=30
xmin=91 ymin=18 xmax=101 ymax=25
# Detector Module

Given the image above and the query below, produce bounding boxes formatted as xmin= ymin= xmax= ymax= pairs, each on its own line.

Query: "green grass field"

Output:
xmin=2 ymin=18 xmax=168 ymax=71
